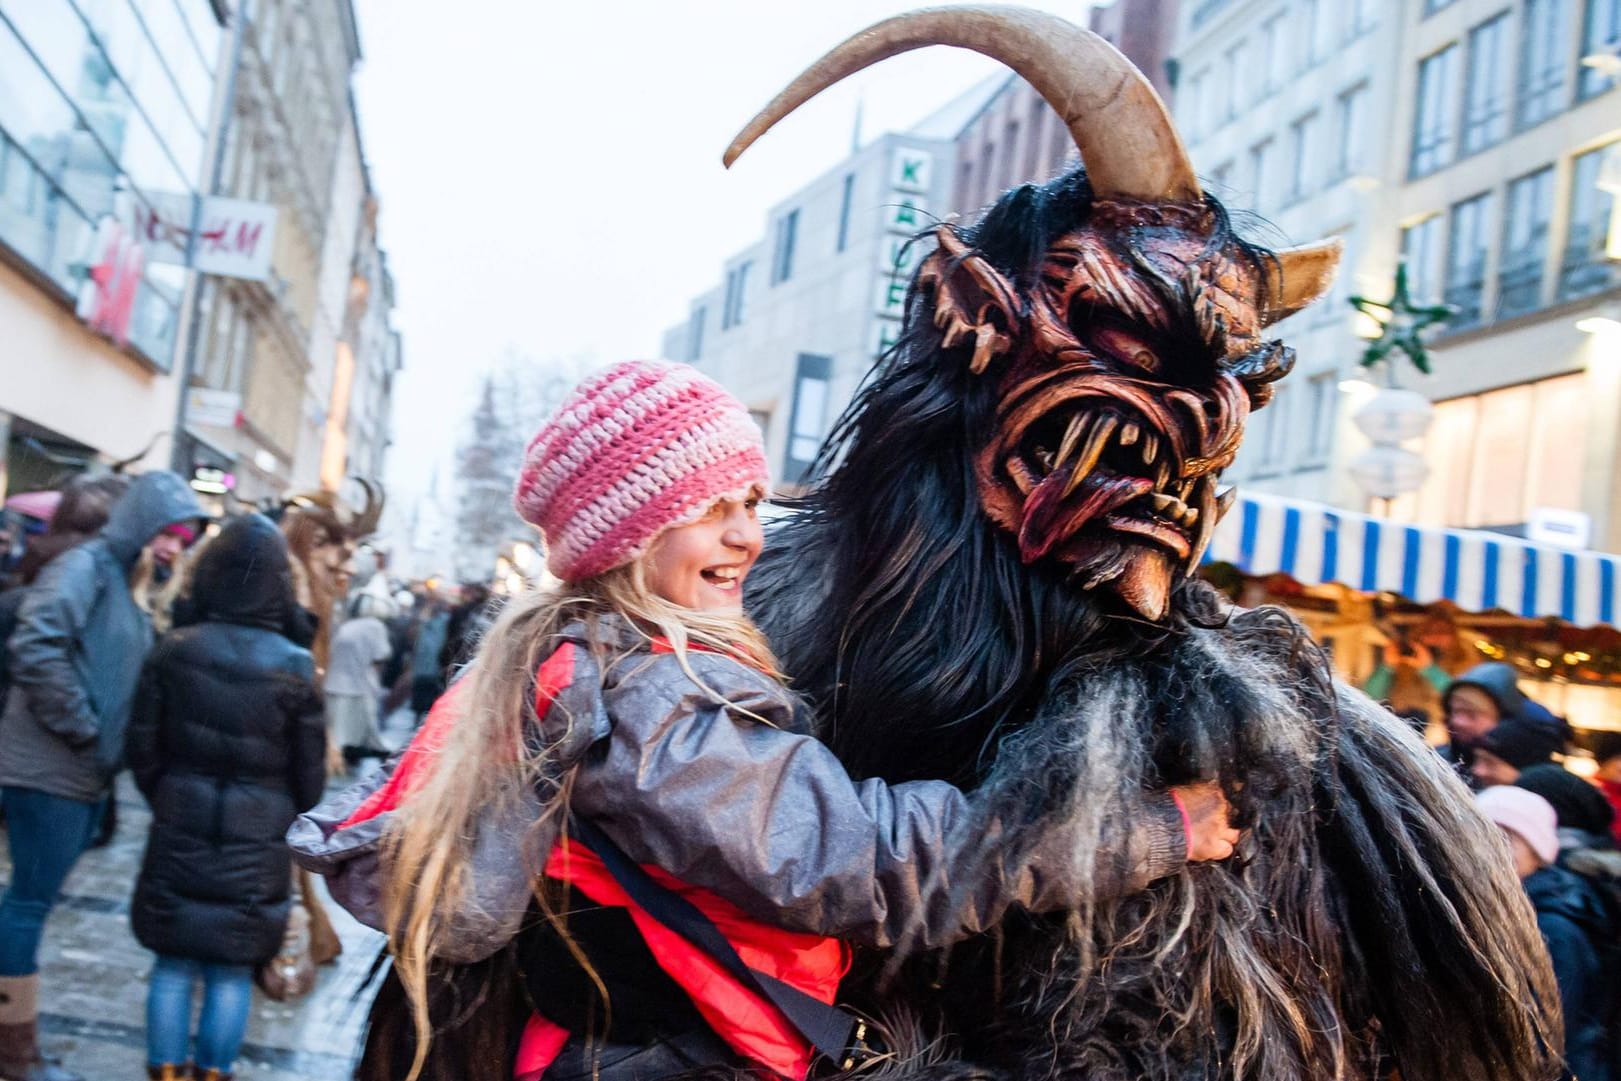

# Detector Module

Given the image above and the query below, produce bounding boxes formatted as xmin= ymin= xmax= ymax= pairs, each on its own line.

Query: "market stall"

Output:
xmin=1204 ymin=490 xmax=1621 ymax=736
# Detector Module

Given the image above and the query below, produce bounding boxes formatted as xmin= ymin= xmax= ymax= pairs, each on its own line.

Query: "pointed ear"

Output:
xmin=1261 ymin=237 xmax=1344 ymax=326
xmin=917 ymin=227 xmax=1021 ymax=374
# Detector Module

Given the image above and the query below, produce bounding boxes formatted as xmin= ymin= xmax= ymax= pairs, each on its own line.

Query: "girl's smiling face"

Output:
xmin=645 ymin=492 xmax=764 ymax=612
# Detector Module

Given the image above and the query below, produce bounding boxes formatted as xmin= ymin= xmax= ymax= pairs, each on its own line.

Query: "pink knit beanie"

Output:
xmin=513 ymin=360 xmax=770 ymax=582
xmin=1476 ymin=785 xmax=1559 ymax=865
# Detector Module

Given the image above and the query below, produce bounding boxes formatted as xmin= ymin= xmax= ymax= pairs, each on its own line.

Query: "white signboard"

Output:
xmin=1529 ymin=507 xmax=1592 ymax=550
xmin=134 ymin=194 xmax=278 ymax=281
xmin=186 ymin=387 xmax=242 ymax=429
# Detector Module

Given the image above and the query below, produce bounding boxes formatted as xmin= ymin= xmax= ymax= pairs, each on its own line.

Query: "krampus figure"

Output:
xmin=277 ymin=479 xmax=384 ymax=671
xmin=736 ymin=10 xmax=1560 ymax=1081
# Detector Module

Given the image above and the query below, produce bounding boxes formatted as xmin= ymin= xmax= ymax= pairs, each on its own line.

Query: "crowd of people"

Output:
xmin=0 ymin=471 xmax=491 ymax=1081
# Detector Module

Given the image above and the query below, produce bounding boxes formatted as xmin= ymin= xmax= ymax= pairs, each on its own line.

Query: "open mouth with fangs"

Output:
xmin=1006 ymin=409 xmax=1217 ymax=566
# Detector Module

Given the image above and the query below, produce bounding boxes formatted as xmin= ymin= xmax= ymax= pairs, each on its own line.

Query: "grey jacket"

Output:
xmin=0 ymin=471 xmax=203 ymax=801
xmin=290 ymin=614 xmax=1186 ymax=962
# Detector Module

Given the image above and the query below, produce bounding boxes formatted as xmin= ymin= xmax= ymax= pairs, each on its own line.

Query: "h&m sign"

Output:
xmin=134 ymin=194 xmax=278 ymax=282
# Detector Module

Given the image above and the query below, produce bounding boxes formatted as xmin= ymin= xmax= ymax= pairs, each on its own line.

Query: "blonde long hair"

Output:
xmin=381 ymin=557 xmax=781 ymax=1080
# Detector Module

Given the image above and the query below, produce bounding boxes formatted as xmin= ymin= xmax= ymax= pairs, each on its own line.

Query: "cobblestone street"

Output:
xmin=0 ymin=713 xmax=412 ymax=1081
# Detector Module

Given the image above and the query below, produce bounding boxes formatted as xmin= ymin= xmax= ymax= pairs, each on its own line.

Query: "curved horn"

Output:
xmin=347 ymin=477 xmax=384 ymax=538
xmin=724 ymin=5 xmax=1200 ymax=204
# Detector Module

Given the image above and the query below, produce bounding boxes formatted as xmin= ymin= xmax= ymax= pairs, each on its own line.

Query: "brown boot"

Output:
xmin=189 ymin=1070 xmax=232 ymax=1081
xmin=0 ymin=975 xmax=82 ymax=1081
xmin=146 ymin=1068 xmax=187 ymax=1081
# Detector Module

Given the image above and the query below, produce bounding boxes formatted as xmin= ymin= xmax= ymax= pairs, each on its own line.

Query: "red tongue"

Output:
xmin=1018 ymin=471 xmax=1153 ymax=564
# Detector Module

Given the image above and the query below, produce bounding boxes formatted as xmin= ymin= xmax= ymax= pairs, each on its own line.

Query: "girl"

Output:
xmin=129 ymin=514 xmax=326 ymax=1081
xmin=292 ymin=360 xmax=1237 ymax=1081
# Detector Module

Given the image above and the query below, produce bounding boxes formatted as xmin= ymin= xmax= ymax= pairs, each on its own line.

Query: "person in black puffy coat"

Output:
xmin=127 ymin=514 xmax=325 ymax=1081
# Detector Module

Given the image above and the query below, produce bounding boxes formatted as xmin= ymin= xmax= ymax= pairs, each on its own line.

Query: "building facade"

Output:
xmin=661 ymin=88 xmax=992 ymax=491
xmin=1383 ymin=0 xmax=1621 ymax=549
xmin=0 ymin=0 xmax=225 ymax=492
xmin=1169 ymin=0 xmax=1396 ymax=510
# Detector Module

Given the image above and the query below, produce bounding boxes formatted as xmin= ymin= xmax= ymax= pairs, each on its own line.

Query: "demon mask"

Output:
xmin=726 ymin=7 xmax=1342 ymax=620
xmin=278 ymin=478 xmax=384 ymax=667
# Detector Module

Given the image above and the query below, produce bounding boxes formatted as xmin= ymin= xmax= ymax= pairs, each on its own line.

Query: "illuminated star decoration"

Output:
xmin=1348 ymin=261 xmax=1455 ymax=376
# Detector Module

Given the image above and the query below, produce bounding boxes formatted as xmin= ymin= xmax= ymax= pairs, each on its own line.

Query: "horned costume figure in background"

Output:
xmin=277 ymin=479 xmax=384 ymax=671
xmin=735 ymin=9 xmax=1561 ymax=1081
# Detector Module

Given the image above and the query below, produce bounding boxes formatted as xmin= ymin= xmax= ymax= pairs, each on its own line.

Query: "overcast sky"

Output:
xmin=349 ymin=0 xmax=1092 ymax=513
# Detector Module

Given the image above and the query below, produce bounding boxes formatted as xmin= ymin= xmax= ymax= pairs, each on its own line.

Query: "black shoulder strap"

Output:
xmin=568 ymin=814 xmax=857 ymax=1065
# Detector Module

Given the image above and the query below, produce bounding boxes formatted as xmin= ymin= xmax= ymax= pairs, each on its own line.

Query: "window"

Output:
xmin=1350 ymin=0 xmax=1381 ymax=37
xmin=1462 ymin=13 xmax=1512 ymax=154
xmin=771 ymin=209 xmax=799 ymax=285
xmin=1412 ymin=46 xmax=1460 ymax=177
xmin=1518 ymin=0 xmax=1573 ymax=129
xmin=1287 ymin=112 xmax=1321 ymax=202
xmin=1258 ymin=385 xmax=1291 ymax=469
xmin=1186 ymin=67 xmax=1211 ymax=138
xmin=1425 ymin=0 xmax=1459 ymax=13
xmin=1306 ymin=372 xmax=1339 ymax=460
xmin=956 ymin=159 xmax=974 ymax=211
xmin=978 ymin=140 xmax=996 ymax=205
xmin=1260 ymin=11 xmax=1289 ymax=93
xmin=1222 ymin=40 xmax=1245 ymax=122
xmin=1579 ymin=0 xmax=1621 ymax=99
xmin=835 ymin=174 xmax=855 ymax=253
xmin=1048 ymin=111 xmax=1072 ymax=175
xmin=1023 ymin=98 xmax=1047 ymax=181
xmin=1401 ymin=214 xmax=1446 ymax=304
xmin=1248 ymin=138 xmax=1275 ymax=211
xmin=1334 ymin=83 xmax=1370 ymax=179
xmin=721 ymin=261 xmax=752 ymax=328
xmin=686 ymin=307 xmax=706 ymax=362
xmin=1444 ymin=192 xmax=1494 ymax=328
xmin=1559 ymin=142 xmax=1621 ymax=299
xmin=1001 ymin=119 xmax=1020 ymax=190
xmin=783 ymin=354 xmax=833 ymax=484
xmin=1309 ymin=0 xmax=1338 ymax=60
xmin=1296 ymin=0 xmax=1319 ymax=69
xmin=1496 ymin=167 xmax=1554 ymax=318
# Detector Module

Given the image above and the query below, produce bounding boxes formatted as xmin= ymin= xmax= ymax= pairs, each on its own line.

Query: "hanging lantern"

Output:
xmin=1352 ymin=387 xmax=1435 ymax=443
xmin=1349 ymin=445 xmax=1429 ymax=500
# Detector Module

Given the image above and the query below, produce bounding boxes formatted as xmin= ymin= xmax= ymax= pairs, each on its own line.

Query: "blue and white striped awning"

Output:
xmin=1204 ymin=491 xmax=1621 ymax=627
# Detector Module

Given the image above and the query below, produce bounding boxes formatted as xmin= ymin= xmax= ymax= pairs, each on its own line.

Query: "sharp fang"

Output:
xmin=1007 ymin=457 xmax=1038 ymax=495
xmin=1150 ymin=493 xmax=1177 ymax=514
xmin=1054 ymin=414 xmax=1089 ymax=472
xmin=1182 ymin=507 xmax=1199 ymax=528
xmin=1155 ymin=460 xmax=1170 ymax=490
xmin=1142 ymin=434 xmax=1157 ymax=463
xmin=1120 ymin=422 xmax=1139 ymax=447
xmin=1060 ymin=415 xmax=1118 ymax=498
xmin=1217 ymin=486 xmax=1238 ymax=517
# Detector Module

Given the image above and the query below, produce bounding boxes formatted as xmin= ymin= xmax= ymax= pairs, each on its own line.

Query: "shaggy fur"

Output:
xmin=744 ymin=168 xmax=1562 ymax=1081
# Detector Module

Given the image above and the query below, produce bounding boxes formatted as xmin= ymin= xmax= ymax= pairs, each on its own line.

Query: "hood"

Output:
xmin=189 ymin=513 xmax=295 ymax=632
xmin=100 ymin=470 xmax=205 ymax=567
xmin=1444 ymin=662 xmax=1528 ymax=721
xmin=1524 ymin=864 xmax=1611 ymax=937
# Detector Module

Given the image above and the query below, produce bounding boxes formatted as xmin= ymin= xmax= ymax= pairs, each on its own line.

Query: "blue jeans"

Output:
xmin=0 ymin=786 xmax=102 ymax=976
xmin=146 ymin=955 xmax=254 ymax=1071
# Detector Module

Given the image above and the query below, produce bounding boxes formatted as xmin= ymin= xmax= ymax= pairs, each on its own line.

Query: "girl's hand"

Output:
xmin=1171 ymin=781 xmax=1241 ymax=862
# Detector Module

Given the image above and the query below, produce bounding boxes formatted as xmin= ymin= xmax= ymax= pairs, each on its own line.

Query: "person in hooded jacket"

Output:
xmin=127 ymin=514 xmax=325 ymax=1081
xmin=1478 ymin=786 xmax=1616 ymax=1081
xmin=0 ymin=471 xmax=202 ymax=1081
xmin=1441 ymin=662 xmax=1568 ymax=786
